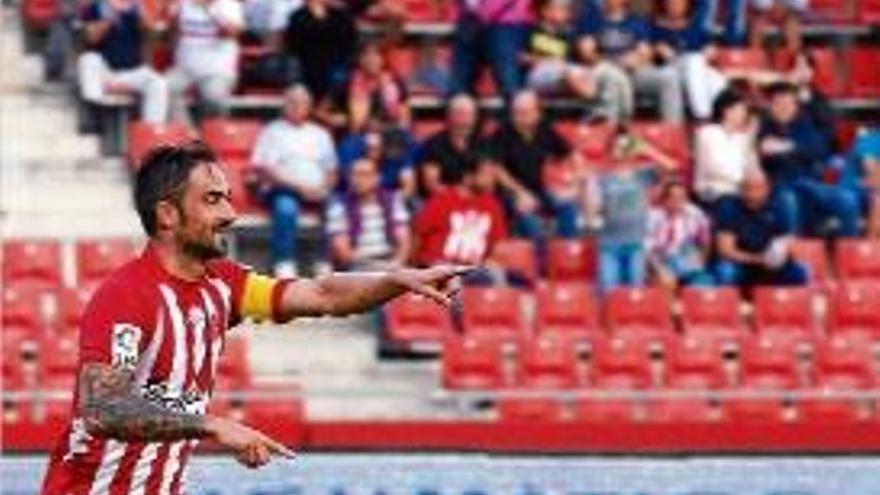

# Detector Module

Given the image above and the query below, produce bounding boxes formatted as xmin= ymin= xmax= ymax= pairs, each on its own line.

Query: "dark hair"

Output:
xmin=658 ymin=178 xmax=687 ymax=201
xmin=133 ymin=141 xmax=218 ymax=237
xmin=711 ymin=88 xmax=748 ymax=123
xmin=765 ymin=81 xmax=798 ymax=99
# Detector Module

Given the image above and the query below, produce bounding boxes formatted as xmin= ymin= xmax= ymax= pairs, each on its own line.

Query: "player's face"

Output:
xmin=175 ymin=163 xmax=236 ymax=260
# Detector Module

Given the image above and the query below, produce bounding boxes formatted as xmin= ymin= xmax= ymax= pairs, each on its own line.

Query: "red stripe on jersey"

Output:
xmin=144 ymin=443 xmax=171 ymax=495
xmin=168 ymin=441 xmax=194 ymax=495
xmin=108 ymin=443 xmax=146 ymax=495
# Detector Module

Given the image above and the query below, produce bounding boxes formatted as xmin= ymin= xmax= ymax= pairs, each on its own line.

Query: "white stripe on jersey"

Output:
xmin=87 ymin=440 xmax=127 ymax=495
xmin=135 ymin=308 xmax=166 ymax=386
xmin=208 ymin=278 xmax=231 ymax=316
xmin=158 ymin=285 xmax=188 ymax=395
xmin=129 ymin=443 xmax=160 ymax=495
xmin=157 ymin=441 xmax=186 ymax=495
xmin=195 ymin=290 xmax=215 ymax=375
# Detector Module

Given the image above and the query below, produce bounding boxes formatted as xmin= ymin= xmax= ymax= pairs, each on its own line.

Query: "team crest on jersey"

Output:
xmin=111 ymin=323 xmax=142 ymax=371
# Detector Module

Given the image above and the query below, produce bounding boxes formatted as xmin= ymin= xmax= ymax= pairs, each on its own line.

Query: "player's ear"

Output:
xmin=155 ymin=199 xmax=181 ymax=232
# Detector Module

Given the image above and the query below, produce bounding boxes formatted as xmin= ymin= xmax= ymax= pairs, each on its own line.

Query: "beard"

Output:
xmin=178 ymin=229 xmax=228 ymax=261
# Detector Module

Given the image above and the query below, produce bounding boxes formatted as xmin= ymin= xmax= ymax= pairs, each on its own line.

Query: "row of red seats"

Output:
xmin=3 ymin=238 xmax=140 ymax=290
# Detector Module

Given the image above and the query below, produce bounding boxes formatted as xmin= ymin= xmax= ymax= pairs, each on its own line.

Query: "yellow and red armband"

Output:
xmin=240 ymin=273 xmax=290 ymax=322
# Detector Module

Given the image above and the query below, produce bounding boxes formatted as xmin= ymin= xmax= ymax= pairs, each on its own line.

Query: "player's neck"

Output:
xmin=151 ymin=240 xmax=207 ymax=282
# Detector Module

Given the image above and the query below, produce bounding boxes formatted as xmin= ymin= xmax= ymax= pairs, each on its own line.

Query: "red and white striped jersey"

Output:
xmin=41 ymin=243 xmax=291 ymax=495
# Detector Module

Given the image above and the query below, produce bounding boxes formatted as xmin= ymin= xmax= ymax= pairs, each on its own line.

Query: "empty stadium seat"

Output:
xmin=21 ymin=0 xmax=59 ymax=30
xmin=680 ymin=287 xmax=748 ymax=347
xmin=442 ymin=337 xmax=506 ymax=390
xmin=604 ymin=287 xmax=674 ymax=348
xmin=221 ymin=159 xmax=263 ymax=214
xmin=56 ymin=287 xmax=92 ymax=332
xmin=572 ymin=397 xmax=635 ymax=423
xmin=75 ymin=238 xmax=139 ymax=287
xmin=2 ymin=328 xmax=40 ymax=379
xmin=805 ymin=48 xmax=846 ymax=97
xmin=2 ymin=284 xmax=52 ymax=331
xmin=384 ymin=292 xmax=453 ymax=346
xmin=645 ymin=399 xmax=719 ymax=423
xmin=790 ymin=238 xmax=830 ymax=286
xmin=554 ymin=122 xmax=615 ymax=162
xmin=723 ymin=397 xmax=787 ymax=423
xmin=242 ymin=383 xmax=304 ymax=437
xmin=497 ymin=398 xmax=565 ymax=422
xmin=814 ymin=336 xmax=875 ymax=389
xmin=751 ymin=287 xmax=820 ymax=349
xmin=461 ymin=287 xmax=528 ymax=341
xmin=739 ymin=340 xmax=800 ymax=389
xmin=534 ymin=282 xmax=601 ymax=342
xmin=216 ymin=337 xmax=251 ymax=384
xmin=127 ymin=121 xmax=193 ymax=168
xmin=834 ymin=239 xmax=880 ymax=282
xmin=848 ymin=49 xmax=880 ymax=98
xmin=809 ymin=0 xmax=855 ymax=22
xmin=798 ymin=399 xmax=867 ymax=423
xmin=547 ymin=238 xmax=597 ymax=282
xmin=39 ymin=334 xmax=79 ymax=377
xmin=665 ymin=338 xmax=727 ymax=389
xmin=491 ymin=238 xmax=539 ymax=283
xmin=715 ymin=48 xmax=769 ymax=72
xmin=629 ymin=121 xmax=690 ymax=167
xmin=515 ymin=336 xmax=581 ymax=389
xmin=200 ymin=118 xmax=262 ymax=160
xmin=2 ymin=239 xmax=63 ymax=288
xmin=860 ymin=0 xmax=880 ymax=22
xmin=826 ymin=282 xmax=880 ymax=340
xmin=590 ymin=338 xmax=653 ymax=387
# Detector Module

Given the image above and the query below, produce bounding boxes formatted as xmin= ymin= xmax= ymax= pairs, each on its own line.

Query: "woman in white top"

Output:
xmin=694 ymin=88 xmax=759 ymax=207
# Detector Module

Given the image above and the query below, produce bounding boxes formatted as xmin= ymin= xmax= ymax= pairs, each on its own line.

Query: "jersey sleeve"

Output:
xmin=211 ymin=260 xmax=294 ymax=324
xmin=79 ymin=284 xmax=156 ymax=371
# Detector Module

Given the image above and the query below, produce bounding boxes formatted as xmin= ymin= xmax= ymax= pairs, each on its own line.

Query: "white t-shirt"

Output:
xmin=694 ymin=124 xmax=757 ymax=201
xmin=244 ymin=0 xmax=301 ymax=34
xmin=250 ymin=119 xmax=338 ymax=190
xmin=175 ymin=0 xmax=244 ymax=78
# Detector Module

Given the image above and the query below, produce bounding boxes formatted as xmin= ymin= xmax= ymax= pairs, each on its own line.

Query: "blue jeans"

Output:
xmin=778 ymin=179 xmax=860 ymax=237
xmin=451 ymin=19 xmax=527 ymax=98
xmin=706 ymin=0 xmax=748 ymax=46
xmin=510 ymin=197 xmax=580 ymax=240
xmin=661 ymin=253 xmax=715 ymax=286
xmin=599 ymin=243 xmax=647 ymax=292
xmin=269 ymin=191 xmax=300 ymax=267
xmin=715 ymin=259 xmax=808 ymax=287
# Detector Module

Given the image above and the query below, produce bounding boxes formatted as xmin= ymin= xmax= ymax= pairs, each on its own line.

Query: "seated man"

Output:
xmin=714 ymin=171 xmax=807 ymax=288
xmin=251 ymin=85 xmax=338 ymax=277
xmin=844 ymin=129 xmax=880 ymax=237
xmin=647 ymin=180 xmax=714 ymax=290
xmin=78 ymin=0 xmax=169 ymax=123
xmin=758 ymin=82 xmax=859 ymax=237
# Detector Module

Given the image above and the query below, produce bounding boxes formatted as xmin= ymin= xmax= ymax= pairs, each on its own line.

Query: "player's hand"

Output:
xmin=205 ymin=416 xmax=295 ymax=469
xmin=389 ymin=265 xmax=473 ymax=307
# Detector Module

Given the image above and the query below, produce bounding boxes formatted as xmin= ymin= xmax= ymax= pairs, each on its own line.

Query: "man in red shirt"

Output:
xmin=41 ymin=142 xmax=467 ymax=495
xmin=413 ymin=158 xmax=508 ymax=267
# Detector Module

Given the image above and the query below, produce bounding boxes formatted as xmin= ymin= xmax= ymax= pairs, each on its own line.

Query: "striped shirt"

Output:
xmin=646 ymin=203 xmax=711 ymax=259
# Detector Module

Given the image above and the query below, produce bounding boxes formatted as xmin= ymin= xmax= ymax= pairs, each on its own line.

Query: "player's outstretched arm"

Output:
xmin=274 ymin=265 xmax=471 ymax=321
xmin=78 ymin=362 xmax=294 ymax=467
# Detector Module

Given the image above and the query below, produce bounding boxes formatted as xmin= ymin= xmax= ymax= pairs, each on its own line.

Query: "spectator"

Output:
xmin=284 ymin=0 xmax=358 ymax=99
xmin=844 ymin=129 xmax=880 ymax=237
xmin=577 ymin=0 xmax=685 ymax=123
xmin=412 ymin=158 xmax=508 ymax=268
xmin=417 ymin=94 xmax=489 ymax=197
xmin=714 ymin=170 xmax=807 ymax=287
xmin=451 ymin=0 xmax=533 ymax=99
xmin=250 ymin=85 xmax=339 ymax=277
xmin=749 ymin=0 xmax=805 ymax=52
xmin=337 ymin=125 xmax=417 ymax=198
xmin=651 ymin=0 xmax=727 ymax=120
xmin=788 ymin=52 xmax=837 ymax=153
xmin=694 ymin=89 xmax=759 ymax=209
xmin=647 ymin=180 xmax=714 ymax=290
xmin=243 ymin=0 xmax=301 ymax=41
xmin=704 ymin=0 xmax=747 ymax=46
xmin=77 ymin=0 xmax=169 ymax=123
xmin=326 ymin=158 xmax=411 ymax=270
xmin=168 ymin=0 xmax=245 ymax=125
xmin=523 ymin=0 xmax=596 ymax=103
xmin=758 ymin=82 xmax=859 ymax=237
xmin=346 ymin=41 xmax=411 ymax=133
xmin=490 ymin=90 xmax=581 ymax=239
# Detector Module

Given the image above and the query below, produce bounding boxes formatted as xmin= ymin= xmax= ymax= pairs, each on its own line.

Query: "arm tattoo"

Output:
xmin=78 ymin=363 xmax=211 ymax=442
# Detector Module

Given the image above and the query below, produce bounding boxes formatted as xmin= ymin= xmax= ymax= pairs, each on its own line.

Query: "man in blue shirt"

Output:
xmin=78 ymin=0 xmax=169 ymax=122
xmin=577 ymin=0 xmax=684 ymax=122
xmin=758 ymin=82 xmax=860 ymax=237
xmin=714 ymin=171 xmax=807 ymax=288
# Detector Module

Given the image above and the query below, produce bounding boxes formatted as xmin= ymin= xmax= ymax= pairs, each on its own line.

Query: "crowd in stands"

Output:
xmin=71 ymin=0 xmax=880 ymax=292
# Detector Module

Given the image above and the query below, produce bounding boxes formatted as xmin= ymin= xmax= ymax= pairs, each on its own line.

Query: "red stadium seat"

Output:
xmin=75 ymin=238 xmax=138 ymax=287
xmin=572 ymin=398 xmax=635 ymax=423
xmin=604 ymin=287 xmax=674 ymax=348
xmin=384 ymin=292 xmax=453 ymax=346
xmin=790 ymin=238 xmax=830 ymax=286
xmin=127 ymin=121 xmax=193 ymax=169
xmin=848 ymin=48 xmax=880 ymax=98
xmin=805 ymin=48 xmax=846 ymax=97
xmin=200 ymin=118 xmax=262 ymax=160
xmin=515 ymin=336 xmax=581 ymax=389
xmin=242 ymin=383 xmax=304 ymax=437
xmin=808 ymin=0 xmax=855 ymax=22
xmin=814 ymin=335 xmax=875 ymax=389
xmin=629 ymin=121 xmax=690 ymax=167
xmin=739 ymin=340 xmax=800 ymax=389
xmin=491 ymin=238 xmax=539 ymax=283
xmin=798 ymin=399 xmax=867 ymax=423
xmin=2 ymin=284 xmax=52 ymax=331
xmin=723 ymin=398 xmax=787 ymax=423
xmin=554 ymin=122 xmax=615 ymax=162
xmin=665 ymin=338 xmax=727 ymax=389
xmin=534 ymin=282 xmax=601 ymax=342
xmin=461 ymin=287 xmax=528 ymax=341
xmin=21 ymin=0 xmax=59 ymax=30
xmin=216 ymin=337 xmax=251 ymax=384
xmin=715 ymin=48 xmax=769 ymax=72
xmin=826 ymin=282 xmax=880 ymax=340
xmin=56 ymin=287 xmax=93 ymax=331
xmin=680 ymin=287 xmax=748 ymax=348
xmin=2 ymin=328 xmax=40 ymax=380
xmin=546 ymin=238 xmax=597 ymax=282
xmin=39 ymin=334 xmax=79 ymax=377
xmin=223 ymin=159 xmax=264 ymax=214
xmin=860 ymin=0 xmax=880 ymax=22
xmin=752 ymin=287 xmax=819 ymax=349
xmin=497 ymin=398 xmax=565 ymax=422
xmin=645 ymin=399 xmax=719 ymax=423
xmin=2 ymin=239 xmax=62 ymax=288
xmin=590 ymin=338 xmax=653 ymax=387
xmin=834 ymin=239 xmax=880 ymax=282
xmin=442 ymin=337 xmax=506 ymax=390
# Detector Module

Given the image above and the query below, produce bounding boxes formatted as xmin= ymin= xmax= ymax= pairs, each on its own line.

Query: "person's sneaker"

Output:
xmin=274 ymin=261 xmax=297 ymax=279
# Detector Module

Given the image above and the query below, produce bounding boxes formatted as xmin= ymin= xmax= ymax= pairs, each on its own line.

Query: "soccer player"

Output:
xmin=40 ymin=142 xmax=467 ymax=495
